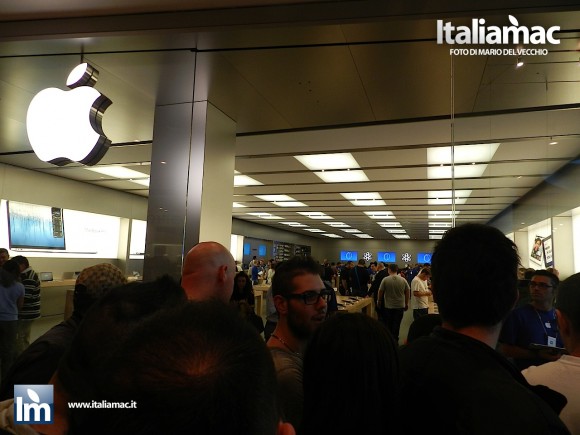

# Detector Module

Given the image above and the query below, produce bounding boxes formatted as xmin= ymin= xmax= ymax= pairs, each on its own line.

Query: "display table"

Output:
xmin=40 ymin=279 xmax=77 ymax=320
xmin=336 ymin=295 xmax=375 ymax=317
xmin=253 ymin=284 xmax=269 ymax=317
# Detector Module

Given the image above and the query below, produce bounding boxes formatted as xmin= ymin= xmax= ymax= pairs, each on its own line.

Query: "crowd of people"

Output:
xmin=0 ymin=224 xmax=578 ymax=434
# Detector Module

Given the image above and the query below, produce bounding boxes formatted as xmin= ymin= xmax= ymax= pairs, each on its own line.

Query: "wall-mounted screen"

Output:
xmin=377 ymin=251 xmax=396 ymax=263
xmin=7 ymin=201 xmax=65 ymax=250
xmin=417 ymin=252 xmax=433 ymax=264
xmin=259 ymin=244 xmax=267 ymax=256
xmin=243 ymin=243 xmax=251 ymax=256
xmin=340 ymin=250 xmax=358 ymax=261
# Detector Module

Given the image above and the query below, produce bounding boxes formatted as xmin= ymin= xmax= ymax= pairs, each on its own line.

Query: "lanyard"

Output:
xmin=534 ymin=308 xmax=558 ymax=340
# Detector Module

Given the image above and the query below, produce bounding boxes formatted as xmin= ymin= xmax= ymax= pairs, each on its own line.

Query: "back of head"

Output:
xmin=556 ymin=272 xmax=580 ymax=333
xmin=431 ymin=223 xmax=519 ymax=329
xmin=59 ymin=275 xmax=186 ymax=406
xmin=406 ymin=314 xmax=442 ymax=343
xmin=302 ymin=313 xmax=400 ymax=435
xmin=69 ymin=300 xmax=279 ymax=435
xmin=11 ymin=255 xmax=29 ymax=269
xmin=1 ymin=259 xmax=20 ymax=286
xmin=357 ymin=259 xmax=366 ymax=266
xmin=181 ymin=241 xmax=235 ymax=301
xmin=271 ymin=256 xmax=320 ymax=298
xmin=72 ymin=263 xmax=128 ymax=318
xmin=387 ymin=263 xmax=398 ymax=273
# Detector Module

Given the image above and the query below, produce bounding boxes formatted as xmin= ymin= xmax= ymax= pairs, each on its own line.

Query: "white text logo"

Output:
xmin=437 ymin=16 xmax=560 ymax=45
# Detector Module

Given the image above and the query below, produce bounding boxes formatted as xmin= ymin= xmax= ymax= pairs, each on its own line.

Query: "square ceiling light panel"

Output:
xmin=427 ymin=143 xmax=499 ymax=179
xmin=364 ymin=211 xmax=396 ymax=219
xmin=247 ymin=212 xmax=283 ymax=220
xmin=341 ymin=192 xmax=386 ymax=206
xmin=323 ymin=221 xmax=350 ymax=228
xmin=340 ymin=228 xmax=362 ymax=233
xmin=322 ymin=233 xmax=343 ymax=238
xmin=429 ymin=222 xmax=453 ymax=228
xmin=428 ymin=190 xmax=472 ymax=205
xmin=234 ymin=170 xmax=263 ymax=187
xmin=297 ymin=212 xmax=332 ymax=219
xmin=428 ymin=211 xmax=460 ymax=219
xmin=255 ymin=194 xmax=307 ymax=207
xmin=377 ymin=222 xmax=402 ymax=228
xmin=294 ymin=153 xmax=369 ymax=183
xmin=280 ymin=222 xmax=308 ymax=227
xmin=304 ymin=228 xmax=325 ymax=233
xmin=355 ymin=234 xmax=373 ymax=238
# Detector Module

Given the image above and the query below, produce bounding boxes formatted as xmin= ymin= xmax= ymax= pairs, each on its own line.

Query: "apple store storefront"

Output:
xmin=2 ymin=5 xmax=580 ymax=343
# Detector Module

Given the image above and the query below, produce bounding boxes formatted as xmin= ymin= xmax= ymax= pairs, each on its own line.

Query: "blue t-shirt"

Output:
xmin=499 ymin=304 xmax=563 ymax=370
xmin=0 ymin=281 xmax=25 ymax=321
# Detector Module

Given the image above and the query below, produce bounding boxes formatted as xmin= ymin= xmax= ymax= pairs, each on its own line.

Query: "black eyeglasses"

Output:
xmin=529 ymin=281 xmax=553 ymax=290
xmin=285 ymin=289 xmax=333 ymax=305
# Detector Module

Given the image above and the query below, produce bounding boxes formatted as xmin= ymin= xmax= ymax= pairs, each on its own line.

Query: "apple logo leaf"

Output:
xmin=27 ymin=388 xmax=41 ymax=404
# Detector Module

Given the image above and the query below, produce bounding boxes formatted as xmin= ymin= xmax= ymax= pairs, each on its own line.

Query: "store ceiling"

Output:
xmin=1 ymin=4 xmax=580 ymax=240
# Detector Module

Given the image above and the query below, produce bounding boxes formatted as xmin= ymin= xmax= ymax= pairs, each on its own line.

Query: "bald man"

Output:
xmin=181 ymin=242 xmax=236 ymax=302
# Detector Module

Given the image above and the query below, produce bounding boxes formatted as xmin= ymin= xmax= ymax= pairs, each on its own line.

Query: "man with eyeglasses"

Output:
xmin=267 ymin=256 xmax=329 ymax=429
xmin=499 ymin=269 xmax=565 ymax=370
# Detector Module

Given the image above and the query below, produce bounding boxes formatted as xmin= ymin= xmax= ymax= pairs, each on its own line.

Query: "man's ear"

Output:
xmin=273 ymin=294 xmax=288 ymax=315
xmin=217 ymin=265 xmax=228 ymax=283
xmin=556 ymin=309 xmax=570 ymax=337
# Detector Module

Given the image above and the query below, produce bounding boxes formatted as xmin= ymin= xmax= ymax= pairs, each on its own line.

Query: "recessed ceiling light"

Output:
xmin=315 ymin=170 xmax=369 ymax=183
xmin=341 ymin=192 xmax=386 ymax=206
xmin=247 ymin=212 xmax=283 ymax=220
xmin=255 ymin=194 xmax=306 ymax=207
xmin=297 ymin=212 xmax=331 ymax=219
xmin=364 ymin=211 xmax=396 ymax=219
xmin=429 ymin=222 xmax=452 ymax=228
xmin=428 ymin=143 xmax=500 ymax=165
xmin=322 ymin=233 xmax=343 ymax=238
xmin=280 ymin=222 xmax=308 ymax=227
xmin=86 ymin=166 xmax=149 ymax=179
xmin=232 ymin=202 xmax=247 ymax=208
xmin=429 ymin=211 xmax=460 ymax=219
xmin=428 ymin=190 xmax=472 ymax=205
xmin=386 ymin=229 xmax=406 ymax=234
xmin=354 ymin=234 xmax=373 ymax=238
xmin=323 ymin=222 xmax=350 ymax=228
xmin=234 ymin=174 xmax=263 ymax=187
xmin=131 ymin=179 xmax=150 ymax=187
xmin=429 ymin=229 xmax=447 ymax=234
xmin=341 ymin=229 xmax=362 ymax=233
xmin=304 ymin=228 xmax=325 ymax=233
xmin=295 ymin=153 xmax=360 ymax=170
xmin=377 ymin=222 xmax=402 ymax=228
xmin=429 ymin=234 xmax=444 ymax=240
xmin=393 ymin=234 xmax=410 ymax=239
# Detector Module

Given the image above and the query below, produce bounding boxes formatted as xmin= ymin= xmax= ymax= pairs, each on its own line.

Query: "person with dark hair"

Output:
xmin=349 ymin=259 xmax=370 ymax=297
xmin=181 ymin=241 xmax=236 ymax=302
xmin=11 ymin=255 xmax=41 ymax=356
xmin=400 ymin=224 xmax=568 ymax=434
xmin=522 ymin=272 xmax=580 ymax=434
xmin=0 ymin=263 xmax=127 ymax=400
xmin=0 ymin=248 xmax=9 ymax=267
xmin=39 ymin=275 xmax=187 ymax=435
xmin=404 ymin=313 xmax=442 ymax=345
xmin=0 ymin=260 xmax=24 ymax=379
xmin=301 ymin=313 xmax=401 ymax=435
xmin=231 ymin=270 xmax=263 ymax=333
xmin=499 ymin=269 xmax=564 ymax=370
xmin=64 ymin=300 xmax=294 ymax=435
xmin=267 ymin=256 xmax=330 ymax=428
xmin=377 ymin=263 xmax=410 ymax=343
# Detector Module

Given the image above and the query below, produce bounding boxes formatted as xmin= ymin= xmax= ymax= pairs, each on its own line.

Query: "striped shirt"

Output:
xmin=18 ymin=268 xmax=41 ymax=320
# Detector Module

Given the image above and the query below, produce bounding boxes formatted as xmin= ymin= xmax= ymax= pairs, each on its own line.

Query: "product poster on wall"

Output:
xmin=530 ymin=235 xmax=544 ymax=266
xmin=542 ymin=235 xmax=554 ymax=267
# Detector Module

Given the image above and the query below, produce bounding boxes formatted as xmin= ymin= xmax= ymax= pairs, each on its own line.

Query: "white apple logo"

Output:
xmin=26 ymin=63 xmax=112 ymax=166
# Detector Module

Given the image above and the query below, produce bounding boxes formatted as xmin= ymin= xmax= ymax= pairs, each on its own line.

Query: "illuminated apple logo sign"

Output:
xmin=26 ymin=63 xmax=112 ymax=166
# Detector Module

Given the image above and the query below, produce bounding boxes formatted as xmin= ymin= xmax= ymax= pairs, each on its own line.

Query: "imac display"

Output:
xmin=417 ymin=252 xmax=433 ymax=264
xmin=340 ymin=250 xmax=358 ymax=261
xmin=7 ymin=201 xmax=65 ymax=250
xmin=377 ymin=251 xmax=396 ymax=263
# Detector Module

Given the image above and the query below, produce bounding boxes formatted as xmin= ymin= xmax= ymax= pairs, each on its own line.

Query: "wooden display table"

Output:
xmin=336 ymin=295 xmax=375 ymax=317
